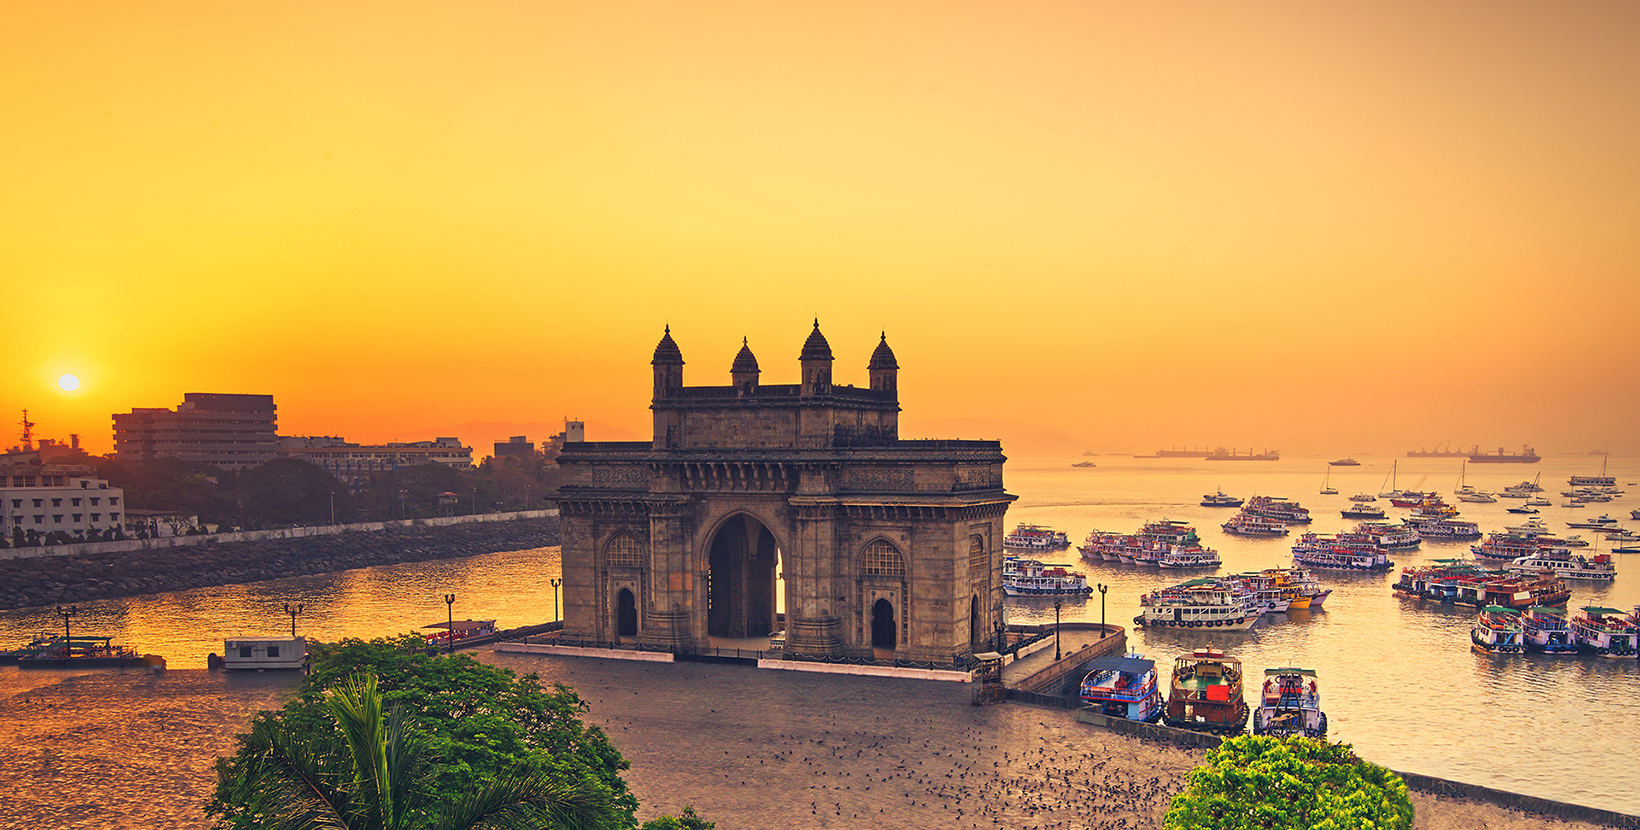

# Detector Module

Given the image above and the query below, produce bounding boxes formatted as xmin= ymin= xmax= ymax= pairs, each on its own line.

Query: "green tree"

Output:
xmin=210 ymin=636 xmax=639 ymax=829
xmin=217 ymin=673 xmax=611 ymax=830
xmin=639 ymin=807 xmax=714 ymax=830
xmin=1164 ymin=735 xmax=1412 ymax=830
xmin=234 ymin=457 xmax=354 ymax=527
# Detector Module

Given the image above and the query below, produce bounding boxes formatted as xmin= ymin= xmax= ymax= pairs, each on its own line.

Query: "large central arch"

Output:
xmin=706 ymin=513 xmax=780 ymax=639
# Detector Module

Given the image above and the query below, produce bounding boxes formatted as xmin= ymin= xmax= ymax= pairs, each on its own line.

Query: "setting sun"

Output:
xmin=57 ymin=374 xmax=80 ymax=393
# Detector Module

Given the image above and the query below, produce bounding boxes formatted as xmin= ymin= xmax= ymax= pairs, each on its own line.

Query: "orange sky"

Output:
xmin=6 ymin=2 xmax=1638 ymax=458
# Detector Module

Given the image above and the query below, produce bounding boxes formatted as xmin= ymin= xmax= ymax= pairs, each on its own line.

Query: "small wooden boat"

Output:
xmin=1253 ymin=667 xmax=1327 ymax=739
xmin=1164 ymin=646 xmax=1248 ymax=733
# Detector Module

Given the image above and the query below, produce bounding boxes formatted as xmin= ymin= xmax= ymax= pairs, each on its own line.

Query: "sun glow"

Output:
xmin=58 ymin=374 xmax=80 ymax=392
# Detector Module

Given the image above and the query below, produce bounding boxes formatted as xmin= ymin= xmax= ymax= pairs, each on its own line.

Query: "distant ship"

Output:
xmin=1135 ymin=446 xmax=1212 ymax=458
xmin=1407 ymin=441 xmax=1468 ymax=458
xmin=1206 ymin=447 xmax=1280 ymax=461
xmin=1469 ymin=444 xmax=1541 ymax=464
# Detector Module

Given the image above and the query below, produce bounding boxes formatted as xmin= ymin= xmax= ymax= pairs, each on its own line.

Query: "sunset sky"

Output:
xmin=7 ymin=2 xmax=1638 ymax=458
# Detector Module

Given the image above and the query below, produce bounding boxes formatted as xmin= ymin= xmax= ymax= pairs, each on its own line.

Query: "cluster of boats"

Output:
xmin=1076 ymin=519 xmax=1223 ymax=569
xmin=1079 ymin=647 xmax=1326 ymax=738
xmin=1003 ymin=523 xmax=1070 ymax=552
xmin=1002 ymin=556 xmax=1094 ymax=596
xmin=1394 ymin=559 xmax=1572 ymax=608
xmin=1134 ymin=567 xmax=1330 ymax=629
xmin=1472 ymin=604 xmax=1639 ymax=658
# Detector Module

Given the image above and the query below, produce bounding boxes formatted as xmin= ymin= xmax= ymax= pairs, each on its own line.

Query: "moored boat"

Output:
xmin=1520 ymin=606 xmax=1576 ymax=654
xmin=1252 ymin=668 xmax=1327 ymax=739
xmin=1201 ymin=489 xmax=1244 ymax=508
xmin=17 ymin=635 xmax=159 ymax=669
xmin=1570 ymin=607 xmax=1638 ymax=658
xmin=1079 ymin=653 xmax=1164 ymax=722
xmin=1509 ymin=550 xmax=1616 ymax=582
xmin=1004 ymin=523 xmax=1071 ymax=551
xmin=1243 ymin=495 xmax=1312 ymax=525
xmin=1221 ymin=511 xmax=1289 ymax=537
xmin=1134 ymin=579 xmax=1261 ymax=630
xmin=1472 ymin=606 xmax=1525 ymax=654
xmin=1341 ymin=503 xmax=1387 ymax=520
xmin=1003 ymin=557 xmax=1093 ymax=596
xmin=1164 ymin=647 xmax=1249 ymax=733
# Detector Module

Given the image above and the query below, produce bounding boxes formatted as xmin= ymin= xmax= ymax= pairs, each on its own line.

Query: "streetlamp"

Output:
xmin=1053 ymin=600 xmax=1063 ymax=661
xmin=56 ymin=605 xmax=77 ymax=657
xmin=1097 ymin=583 xmax=1109 ymax=639
xmin=284 ymin=603 xmax=303 ymax=638
xmin=443 ymin=593 xmax=456 ymax=655
xmin=550 ymin=578 xmax=563 ymax=622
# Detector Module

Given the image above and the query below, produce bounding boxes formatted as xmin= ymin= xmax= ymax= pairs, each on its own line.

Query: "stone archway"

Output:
xmin=706 ymin=513 xmax=780 ymax=639
xmin=871 ymin=598 xmax=897 ymax=650
xmin=616 ymin=588 xmax=639 ymax=637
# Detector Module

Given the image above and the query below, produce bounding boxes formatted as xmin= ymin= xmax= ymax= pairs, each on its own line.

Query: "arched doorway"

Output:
xmin=616 ymin=588 xmax=639 ymax=638
xmin=871 ymin=598 xmax=896 ymax=650
xmin=706 ymin=514 xmax=780 ymax=639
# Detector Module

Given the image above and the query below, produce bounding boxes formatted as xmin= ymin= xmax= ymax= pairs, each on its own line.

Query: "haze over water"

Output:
xmin=2 ymin=454 xmax=1636 ymax=816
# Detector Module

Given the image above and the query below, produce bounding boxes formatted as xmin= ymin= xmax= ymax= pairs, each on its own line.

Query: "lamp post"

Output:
xmin=1053 ymin=600 xmax=1062 ymax=661
xmin=284 ymin=603 xmax=303 ymax=638
xmin=56 ymin=604 xmax=77 ymax=657
xmin=1097 ymin=583 xmax=1108 ymax=639
xmin=550 ymin=578 xmax=563 ymax=622
xmin=443 ymin=593 xmax=456 ymax=655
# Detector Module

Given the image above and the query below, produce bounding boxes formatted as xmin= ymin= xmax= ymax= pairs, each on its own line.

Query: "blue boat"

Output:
xmin=1079 ymin=653 xmax=1163 ymax=722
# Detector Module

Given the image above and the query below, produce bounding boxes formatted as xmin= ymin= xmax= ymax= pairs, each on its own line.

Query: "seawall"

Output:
xmin=0 ymin=511 xmax=560 ymax=611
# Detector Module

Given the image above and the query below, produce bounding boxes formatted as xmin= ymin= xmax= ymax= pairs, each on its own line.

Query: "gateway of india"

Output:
xmin=555 ymin=322 xmax=1016 ymax=664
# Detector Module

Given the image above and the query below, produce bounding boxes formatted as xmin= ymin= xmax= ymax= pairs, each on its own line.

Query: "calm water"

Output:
xmin=1 ymin=454 xmax=1636 ymax=816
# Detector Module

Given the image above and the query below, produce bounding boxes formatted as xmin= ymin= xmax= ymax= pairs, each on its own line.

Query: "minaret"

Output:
xmin=798 ymin=319 xmax=833 ymax=397
xmin=652 ymin=325 xmax=684 ymax=399
xmin=868 ymin=332 xmax=898 ymax=398
xmin=730 ymin=337 xmax=760 ymax=396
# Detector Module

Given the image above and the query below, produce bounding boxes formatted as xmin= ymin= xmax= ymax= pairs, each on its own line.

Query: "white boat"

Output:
xmin=1157 ymin=545 xmax=1223 ymax=569
xmin=1570 ymin=607 xmax=1638 ymax=658
xmin=1567 ymin=515 xmax=1620 ymax=530
xmin=1003 ymin=557 xmax=1093 ymax=596
xmin=1253 ymin=667 xmax=1327 ymax=739
xmin=1457 ymin=491 xmax=1497 ymax=503
xmin=1521 ymin=607 xmax=1577 ymax=654
xmin=1526 ymin=496 xmax=1553 ymax=507
xmin=1349 ymin=493 xmax=1377 ymax=503
xmin=1134 ymin=579 xmax=1262 ymax=631
xmin=1509 ymin=550 xmax=1617 ymax=582
xmin=1319 ymin=467 xmax=1337 ymax=496
xmin=1004 ymin=523 xmax=1070 ymax=551
xmin=1221 ymin=511 xmax=1290 ymax=537
xmin=222 ymin=636 xmax=307 ymax=671
xmin=1471 ymin=606 xmax=1524 ymax=654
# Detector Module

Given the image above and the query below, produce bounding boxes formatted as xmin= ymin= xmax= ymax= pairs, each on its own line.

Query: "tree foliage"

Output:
xmin=236 ymin=457 xmax=355 ymax=528
xmin=209 ymin=636 xmax=640 ymax=830
xmin=1163 ymin=735 xmax=1413 ymax=830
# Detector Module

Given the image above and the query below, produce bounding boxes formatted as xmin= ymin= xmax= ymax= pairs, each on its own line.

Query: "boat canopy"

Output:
xmin=1087 ymin=655 xmax=1155 ymax=675
xmin=1580 ymin=606 xmax=1625 ymax=616
xmin=1482 ymin=605 xmax=1517 ymax=614
xmin=1263 ymin=667 xmax=1316 ymax=677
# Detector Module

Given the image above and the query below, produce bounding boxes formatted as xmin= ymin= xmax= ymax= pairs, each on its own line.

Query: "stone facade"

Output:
xmin=556 ymin=322 xmax=1014 ymax=664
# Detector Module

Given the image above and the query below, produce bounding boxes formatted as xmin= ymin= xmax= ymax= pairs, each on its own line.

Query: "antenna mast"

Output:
xmin=20 ymin=409 xmax=35 ymax=451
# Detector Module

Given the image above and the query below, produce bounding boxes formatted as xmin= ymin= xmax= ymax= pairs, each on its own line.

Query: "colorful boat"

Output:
xmin=1135 ymin=579 xmax=1262 ymax=630
xmin=1253 ymin=668 xmax=1327 ymax=739
xmin=1164 ymin=647 xmax=1249 ymax=733
xmin=1243 ymin=496 xmax=1312 ymax=525
xmin=1520 ymin=607 xmax=1576 ymax=654
xmin=1079 ymin=653 xmax=1164 ymax=722
xmin=1472 ymin=606 xmax=1525 ymax=654
xmin=1003 ymin=557 xmax=1093 ymax=596
xmin=1570 ymin=607 xmax=1638 ymax=658
xmin=1004 ymin=523 xmax=1071 ymax=551
xmin=1221 ymin=511 xmax=1289 ymax=537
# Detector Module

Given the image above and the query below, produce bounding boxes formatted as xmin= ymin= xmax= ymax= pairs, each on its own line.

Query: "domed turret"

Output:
xmin=731 ymin=337 xmax=760 ymax=395
xmin=868 ymin=332 xmax=898 ymax=397
xmin=799 ymin=319 xmax=833 ymax=396
xmin=652 ymin=325 xmax=684 ymax=398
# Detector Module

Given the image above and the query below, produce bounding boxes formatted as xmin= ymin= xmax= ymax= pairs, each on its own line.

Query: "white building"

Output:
xmin=1 ymin=463 xmax=126 ymax=542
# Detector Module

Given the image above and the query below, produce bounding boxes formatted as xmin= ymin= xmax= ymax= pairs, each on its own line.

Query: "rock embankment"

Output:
xmin=0 ymin=517 xmax=559 ymax=611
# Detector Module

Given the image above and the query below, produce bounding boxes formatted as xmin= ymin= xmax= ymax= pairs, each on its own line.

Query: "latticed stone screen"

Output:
xmin=606 ymin=534 xmax=643 ymax=568
xmin=862 ymin=539 xmax=905 ymax=577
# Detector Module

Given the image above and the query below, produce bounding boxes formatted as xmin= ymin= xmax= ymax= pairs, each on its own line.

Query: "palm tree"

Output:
xmin=225 ymin=674 xmax=610 ymax=830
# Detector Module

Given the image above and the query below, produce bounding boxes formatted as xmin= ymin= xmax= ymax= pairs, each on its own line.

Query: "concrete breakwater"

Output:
xmin=0 ymin=515 xmax=560 ymax=611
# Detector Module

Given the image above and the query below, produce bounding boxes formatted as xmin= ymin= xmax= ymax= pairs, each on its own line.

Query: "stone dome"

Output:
xmin=652 ymin=325 xmax=683 ymax=365
xmin=731 ymin=337 xmax=759 ymax=373
xmin=799 ymin=319 xmax=833 ymax=361
xmin=868 ymin=332 xmax=898 ymax=371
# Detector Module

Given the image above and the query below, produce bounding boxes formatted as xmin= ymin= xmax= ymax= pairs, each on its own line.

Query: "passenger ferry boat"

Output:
xmin=1004 ymin=524 xmax=1071 ymax=551
xmin=1393 ymin=562 xmax=1569 ymax=609
xmin=1135 ymin=579 xmax=1261 ymax=630
xmin=1570 ymin=607 xmax=1638 ymax=658
xmin=1472 ymin=606 xmax=1525 ymax=654
xmin=1079 ymin=653 xmax=1164 ymax=722
xmin=1341 ymin=503 xmax=1386 ymax=520
xmin=1243 ymin=496 xmax=1312 ymax=525
xmin=1402 ymin=513 xmax=1482 ymax=541
xmin=1290 ymin=531 xmax=1396 ymax=571
xmin=1077 ymin=520 xmax=1208 ymax=567
xmin=1164 ymin=647 xmax=1249 ymax=733
xmin=1253 ymin=668 xmax=1327 ymax=738
xmin=1157 ymin=545 xmax=1223 ymax=569
xmin=1520 ymin=606 xmax=1577 ymax=654
xmin=1003 ymin=557 xmax=1093 ymax=596
xmin=1566 ymin=515 xmax=1621 ymax=530
xmin=1471 ymin=531 xmax=1551 ymax=563
xmin=1220 ymin=511 xmax=1289 ymax=537
xmin=1509 ymin=550 xmax=1616 ymax=582
xmin=1201 ymin=489 xmax=1244 ymax=508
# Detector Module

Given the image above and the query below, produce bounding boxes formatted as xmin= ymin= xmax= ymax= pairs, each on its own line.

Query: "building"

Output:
xmin=111 ymin=393 xmax=278 ymax=470
xmin=1 ymin=459 xmax=125 ymax=542
xmin=494 ymin=436 xmax=535 ymax=458
xmin=277 ymin=436 xmax=473 ymax=491
xmin=544 ymin=420 xmax=585 ymax=455
xmin=555 ymin=322 xmax=1015 ymax=664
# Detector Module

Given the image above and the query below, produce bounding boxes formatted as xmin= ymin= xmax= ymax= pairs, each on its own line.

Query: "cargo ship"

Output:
xmin=1206 ymin=447 xmax=1280 ymax=461
xmin=1468 ymin=444 xmax=1540 ymax=464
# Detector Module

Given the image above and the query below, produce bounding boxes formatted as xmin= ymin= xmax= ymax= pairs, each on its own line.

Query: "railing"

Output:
xmin=525 ymin=637 xmax=976 ymax=670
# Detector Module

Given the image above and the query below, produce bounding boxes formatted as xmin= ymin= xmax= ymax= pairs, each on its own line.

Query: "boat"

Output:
xmin=1221 ymin=511 xmax=1290 ymax=537
xmin=422 ymin=619 xmax=498 ymax=649
xmin=1004 ymin=523 xmax=1071 ymax=551
xmin=1510 ymin=550 xmax=1616 ymax=582
xmin=220 ymin=636 xmax=307 ymax=671
xmin=1243 ymin=495 xmax=1312 ymax=524
xmin=1377 ymin=460 xmax=1401 ymax=498
xmin=17 ymin=635 xmax=159 ymax=669
xmin=1569 ymin=457 xmax=1616 ymax=488
xmin=1205 ymin=447 xmax=1280 ymax=461
xmin=1349 ymin=493 xmax=1377 ymax=503
xmin=1632 ymin=509 xmax=1640 ymax=521
xmin=1319 ymin=467 xmax=1338 ymax=495
xmin=1157 ymin=544 xmax=1224 ymax=569
xmin=1505 ymin=504 xmax=1539 ymax=515
xmin=1471 ymin=606 xmax=1525 ymax=654
xmin=1472 ymin=530 xmax=1552 ymax=562
xmin=1526 ymin=496 xmax=1553 ymax=507
xmin=1570 ymin=607 xmax=1638 ymax=658
xmin=1392 ymin=561 xmax=1569 ymax=609
xmin=1135 ymin=578 xmax=1261 ymax=630
xmin=1567 ymin=515 xmax=1620 ymax=530
xmin=1163 ymin=647 xmax=1249 ymax=734
xmin=1079 ymin=653 xmax=1164 ymax=722
xmin=1200 ymin=489 xmax=1244 ymax=508
xmin=1141 ymin=447 xmax=1213 ymax=458
xmin=1003 ymin=557 xmax=1093 ymax=596
xmin=1408 ymin=441 xmax=1468 ymax=458
xmin=1253 ymin=668 xmax=1327 ymax=739
xmin=1457 ymin=491 xmax=1497 ymax=503
xmin=1290 ymin=534 xmax=1395 ymax=571
xmin=1468 ymin=444 xmax=1541 ymax=464
xmin=1072 ymin=461 xmax=1096 ymax=468
xmin=1401 ymin=513 xmax=1481 ymax=541
xmin=1329 ymin=458 xmax=1361 ymax=467
xmin=1520 ymin=606 xmax=1577 ymax=654
xmin=0 ymin=632 xmax=59 ymax=665
xmin=1341 ymin=503 xmax=1386 ymax=520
